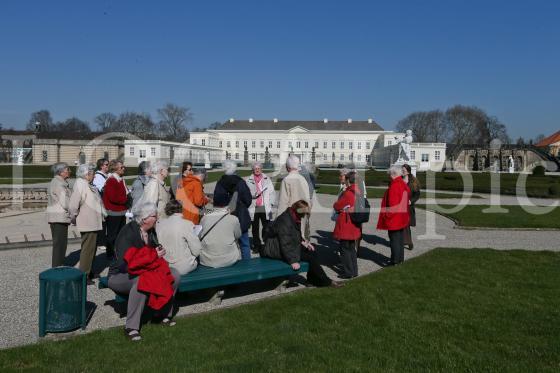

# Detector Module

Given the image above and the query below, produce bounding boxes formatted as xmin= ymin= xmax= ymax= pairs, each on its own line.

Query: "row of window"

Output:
xmin=41 ymin=150 xmax=110 ymax=162
xmin=409 ymin=150 xmax=440 ymax=162
xmin=192 ymin=139 xmax=373 ymax=150
xmin=129 ymin=147 xmax=156 ymax=157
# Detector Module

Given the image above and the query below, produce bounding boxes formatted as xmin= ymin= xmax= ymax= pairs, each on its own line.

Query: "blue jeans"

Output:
xmin=239 ymin=232 xmax=251 ymax=260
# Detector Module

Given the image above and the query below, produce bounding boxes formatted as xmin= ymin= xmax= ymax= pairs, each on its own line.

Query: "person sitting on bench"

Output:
xmin=107 ymin=202 xmax=181 ymax=341
xmin=199 ymin=191 xmax=241 ymax=268
xmin=261 ymin=200 xmax=343 ymax=288
xmin=156 ymin=199 xmax=202 ymax=275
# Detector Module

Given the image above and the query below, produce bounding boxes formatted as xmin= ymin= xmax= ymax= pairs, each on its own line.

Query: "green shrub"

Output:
xmin=548 ymin=184 xmax=560 ymax=196
xmin=532 ymin=165 xmax=546 ymax=176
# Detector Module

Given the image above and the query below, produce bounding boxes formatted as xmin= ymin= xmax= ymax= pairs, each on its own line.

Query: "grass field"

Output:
xmin=1 ymin=248 xmax=559 ymax=371
xmin=420 ymin=204 xmax=560 ymax=229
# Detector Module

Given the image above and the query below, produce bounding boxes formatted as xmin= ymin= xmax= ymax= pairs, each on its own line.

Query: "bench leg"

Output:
xmin=276 ymin=279 xmax=289 ymax=293
xmin=209 ymin=290 xmax=224 ymax=306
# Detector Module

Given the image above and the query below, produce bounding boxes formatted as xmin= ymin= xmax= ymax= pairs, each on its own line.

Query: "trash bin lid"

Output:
xmin=39 ymin=266 xmax=84 ymax=281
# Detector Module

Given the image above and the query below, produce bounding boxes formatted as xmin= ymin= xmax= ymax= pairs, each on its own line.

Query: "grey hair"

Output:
xmin=252 ymin=162 xmax=263 ymax=171
xmin=388 ymin=165 xmax=403 ymax=177
xmin=339 ymin=167 xmax=350 ymax=176
xmin=150 ymin=160 xmax=169 ymax=174
xmin=137 ymin=161 xmax=151 ymax=176
xmin=52 ymin=162 xmax=69 ymax=176
xmin=133 ymin=202 xmax=158 ymax=224
xmin=286 ymin=155 xmax=300 ymax=170
xmin=76 ymin=163 xmax=95 ymax=179
xmin=192 ymin=167 xmax=207 ymax=178
xmin=223 ymin=159 xmax=237 ymax=175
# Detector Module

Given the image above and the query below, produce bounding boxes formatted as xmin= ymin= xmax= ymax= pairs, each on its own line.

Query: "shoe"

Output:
xmin=162 ymin=318 xmax=176 ymax=327
xmin=329 ymin=281 xmax=344 ymax=288
xmin=97 ymin=245 xmax=107 ymax=252
xmin=337 ymin=274 xmax=353 ymax=280
xmin=124 ymin=328 xmax=141 ymax=341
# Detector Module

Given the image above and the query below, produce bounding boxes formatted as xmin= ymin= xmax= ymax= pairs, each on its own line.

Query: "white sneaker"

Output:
xmin=97 ymin=246 xmax=106 ymax=252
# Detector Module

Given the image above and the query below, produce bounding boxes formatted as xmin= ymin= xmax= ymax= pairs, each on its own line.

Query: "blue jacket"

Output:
xmin=214 ymin=174 xmax=252 ymax=232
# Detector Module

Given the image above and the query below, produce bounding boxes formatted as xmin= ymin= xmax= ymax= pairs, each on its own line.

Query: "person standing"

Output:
xmin=141 ymin=160 xmax=170 ymax=220
xmin=333 ymin=171 xmax=362 ymax=278
xmin=46 ymin=162 xmax=72 ymax=267
xmin=245 ymin=162 xmax=275 ymax=253
xmin=277 ymin=155 xmax=311 ymax=242
xmin=213 ymin=160 xmax=252 ymax=260
xmin=377 ymin=165 xmax=410 ymax=265
xmin=92 ymin=158 xmax=109 ymax=250
xmin=130 ymin=161 xmax=152 ymax=210
xmin=102 ymin=160 xmax=129 ymax=260
xmin=171 ymin=161 xmax=192 ymax=196
xmin=176 ymin=168 xmax=209 ymax=225
xmin=69 ymin=164 xmax=104 ymax=283
xmin=402 ymin=164 xmax=421 ymax=250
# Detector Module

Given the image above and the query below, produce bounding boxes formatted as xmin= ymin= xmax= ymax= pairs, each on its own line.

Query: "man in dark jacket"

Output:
xmin=214 ymin=160 xmax=252 ymax=259
xmin=261 ymin=200 xmax=342 ymax=288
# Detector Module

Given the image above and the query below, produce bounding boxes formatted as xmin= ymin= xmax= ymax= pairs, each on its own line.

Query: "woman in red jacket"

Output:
xmin=377 ymin=165 xmax=410 ymax=265
xmin=333 ymin=171 xmax=363 ymax=278
xmin=102 ymin=160 xmax=129 ymax=259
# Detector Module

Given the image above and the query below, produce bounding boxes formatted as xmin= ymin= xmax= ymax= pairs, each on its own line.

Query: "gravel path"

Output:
xmin=0 ymin=192 xmax=559 ymax=350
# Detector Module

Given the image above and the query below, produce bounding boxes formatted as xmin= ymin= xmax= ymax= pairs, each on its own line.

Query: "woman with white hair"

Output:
xmin=245 ymin=162 xmax=275 ymax=253
xmin=141 ymin=160 xmax=170 ymax=219
xmin=377 ymin=165 xmax=410 ymax=265
xmin=214 ymin=160 xmax=253 ymax=259
xmin=108 ymin=202 xmax=181 ymax=341
xmin=69 ymin=163 xmax=104 ymax=284
xmin=130 ymin=161 xmax=152 ymax=209
xmin=46 ymin=162 xmax=72 ymax=267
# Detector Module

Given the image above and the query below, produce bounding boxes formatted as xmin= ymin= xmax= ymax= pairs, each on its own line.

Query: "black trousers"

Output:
xmin=300 ymin=249 xmax=332 ymax=287
xmin=388 ymin=229 xmax=405 ymax=264
xmin=339 ymin=240 xmax=358 ymax=277
xmin=105 ymin=215 xmax=126 ymax=258
xmin=50 ymin=223 xmax=69 ymax=267
xmin=251 ymin=206 xmax=269 ymax=249
xmin=96 ymin=220 xmax=107 ymax=247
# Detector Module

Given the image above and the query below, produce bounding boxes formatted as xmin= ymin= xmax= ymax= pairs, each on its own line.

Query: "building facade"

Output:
xmin=124 ymin=140 xmax=225 ymax=167
xmin=189 ymin=118 xmax=395 ymax=167
xmin=536 ymin=130 xmax=560 ymax=158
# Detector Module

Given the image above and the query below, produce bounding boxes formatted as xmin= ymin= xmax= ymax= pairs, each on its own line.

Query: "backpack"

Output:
xmin=348 ymin=189 xmax=370 ymax=225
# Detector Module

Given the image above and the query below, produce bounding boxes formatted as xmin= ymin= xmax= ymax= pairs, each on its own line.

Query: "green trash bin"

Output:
xmin=39 ymin=267 xmax=87 ymax=337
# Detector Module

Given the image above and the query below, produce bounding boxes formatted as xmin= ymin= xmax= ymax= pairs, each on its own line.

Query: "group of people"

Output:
xmin=45 ymin=155 xmax=420 ymax=341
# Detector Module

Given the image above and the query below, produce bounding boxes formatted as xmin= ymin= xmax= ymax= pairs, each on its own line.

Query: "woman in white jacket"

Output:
xmin=245 ymin=162 xmax=276 ymax=252
xmin=156 ymin=200 xmax=202 ymax=275
xmin=69 ymin=163 xmax=104 ymax=283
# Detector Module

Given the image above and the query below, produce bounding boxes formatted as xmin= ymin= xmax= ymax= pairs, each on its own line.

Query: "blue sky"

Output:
xmin=0 ymin=0 xmax=558 ymax=139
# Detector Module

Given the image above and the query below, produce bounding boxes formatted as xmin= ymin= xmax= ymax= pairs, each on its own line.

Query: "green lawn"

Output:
xmin=420 ymin=204 xmax=560 ymax=229
xmin=1 ymin=248 xmax=559 ymax=371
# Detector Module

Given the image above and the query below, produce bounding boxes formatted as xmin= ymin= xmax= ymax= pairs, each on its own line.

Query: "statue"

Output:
xmin=394 ymin=129 xmax=417 ymax=176
xmin=508 ymin=155 xmax=515 ymax=173
xmin=243 ymin=145 xmax=249 ymax=167
xmin=204 ymin=151 xmax=211 ymax=169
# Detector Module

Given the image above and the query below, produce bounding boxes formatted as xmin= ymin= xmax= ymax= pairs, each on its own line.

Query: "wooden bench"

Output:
xmin=99 ymin=258 xmax=309 ymax=305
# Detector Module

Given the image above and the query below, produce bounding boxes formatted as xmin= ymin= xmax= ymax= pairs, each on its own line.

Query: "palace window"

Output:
xmin=151 ymin=147 xmax=156 ymax=156
xmin=235 ymin=141 xmax=239 ymax=148
xmin=323 ymin=141 xmax=327 ymax=149
xmin=410 ymin=150 xmax=416 ymax=160
xmin=349 ymin=153 xmax=353 ymax=161
xmin=227 ymin=141 xmax=231 ymax=148
xmin=340 ymin=141 xmax=344 ymax=149
xmin=296 ymin=141 xmax=301 ymax=149
xmin=251 ymin=153 xmax=256 ymax=160
xmin=366 ymin=154 xmax=370 ymax=162
xmin=304 ymin=141 xmax=308 ymax=149
xmin=435 ymin=150 xmax=441 ymax=161
xmin=260 ymin=141 xmax=264 ymax=148
xmin=349 ymin=142 xmax=353 ymax=149
xmin=314 ymin=141 xmax=319 ymax=148
xmin=219 ymin=141 xmax=222 ymax=148
xmin=340 ymin=154 xmax=345 ymax=161
xmin=268 ymin=141 xmax=272 ymax=148
xmin=201 ymin=139 xmax=206 ymax=146
xmin=388 ymin=140 xmax=392 ymax=146
xmin=130 ymin=147 xmax=135 ymax=156
xmin=421 ymin=153 xmax=429 ymax=162
xmin=276 ymin=141 xmax=281 ymax=148
xmin=42 ymin=150 xmax=48 ymax=162
xmin=252 ymin=141 xmax=256 ymax=148
xmin=332 ymin=141 xmax=336 ymax=149
xmin=366 ymin=142 xmax=371 ymax=150
xmin=357 ymin=142 xmax=362 ymax=150
xmin=235 ymin=153 xmax=239 ymax=160
xmin=243 ymin=140 xmax=248 ymax=148
xmin=139 ymin=149 xmax=146 ymax=158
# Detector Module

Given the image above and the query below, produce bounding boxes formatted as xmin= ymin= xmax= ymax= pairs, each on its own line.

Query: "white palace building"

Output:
xmin=124 ymin=118 xmax=446 ymax=171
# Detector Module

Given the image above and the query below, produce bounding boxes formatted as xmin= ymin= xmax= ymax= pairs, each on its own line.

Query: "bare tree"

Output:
xmin=94 ymin=113 xmax=117 ymax=132
xmin=208 ymin=121 xmax=222 ymax=130
xmin=111 ymin=111 xmax=155 ymax=137
xmin=486 ymin=116 xmax=510 ymax=143
xmin=157 ymin=103 xmax=193 ymax=141
xmin=534 ymin=134 xmax=546 ymax=144
xmin=445 ymin=105 xmax=493 ymax=146
xmin=396 ymin=110 xmax=447 ymax=142
xmin=54 ymin=117 xmax=91 ymax=133
xmin=26 ymin=110 xmax=53 ymax=131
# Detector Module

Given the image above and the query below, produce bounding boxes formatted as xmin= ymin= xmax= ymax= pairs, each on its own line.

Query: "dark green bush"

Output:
xmin=548 ymin=184 xmax=560 ymax=196
xmin=532 ymin=165 xmax=546 ymax=176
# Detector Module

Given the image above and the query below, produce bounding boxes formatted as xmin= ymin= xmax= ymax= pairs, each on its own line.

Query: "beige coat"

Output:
xmin=199 ymin=208 xmax=241 ymax=268
xmin=69 ymin=178 xmax=104 ymax=232
xmin=277 ymin=171 xmax=311 ymax=216
xmin=156 ymin=214 xmax=202 ymax=275
xmin=46 ymin=175 xmax=72 ymax=224
xmin=142 ymin=177 xmax=170 ymax=219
